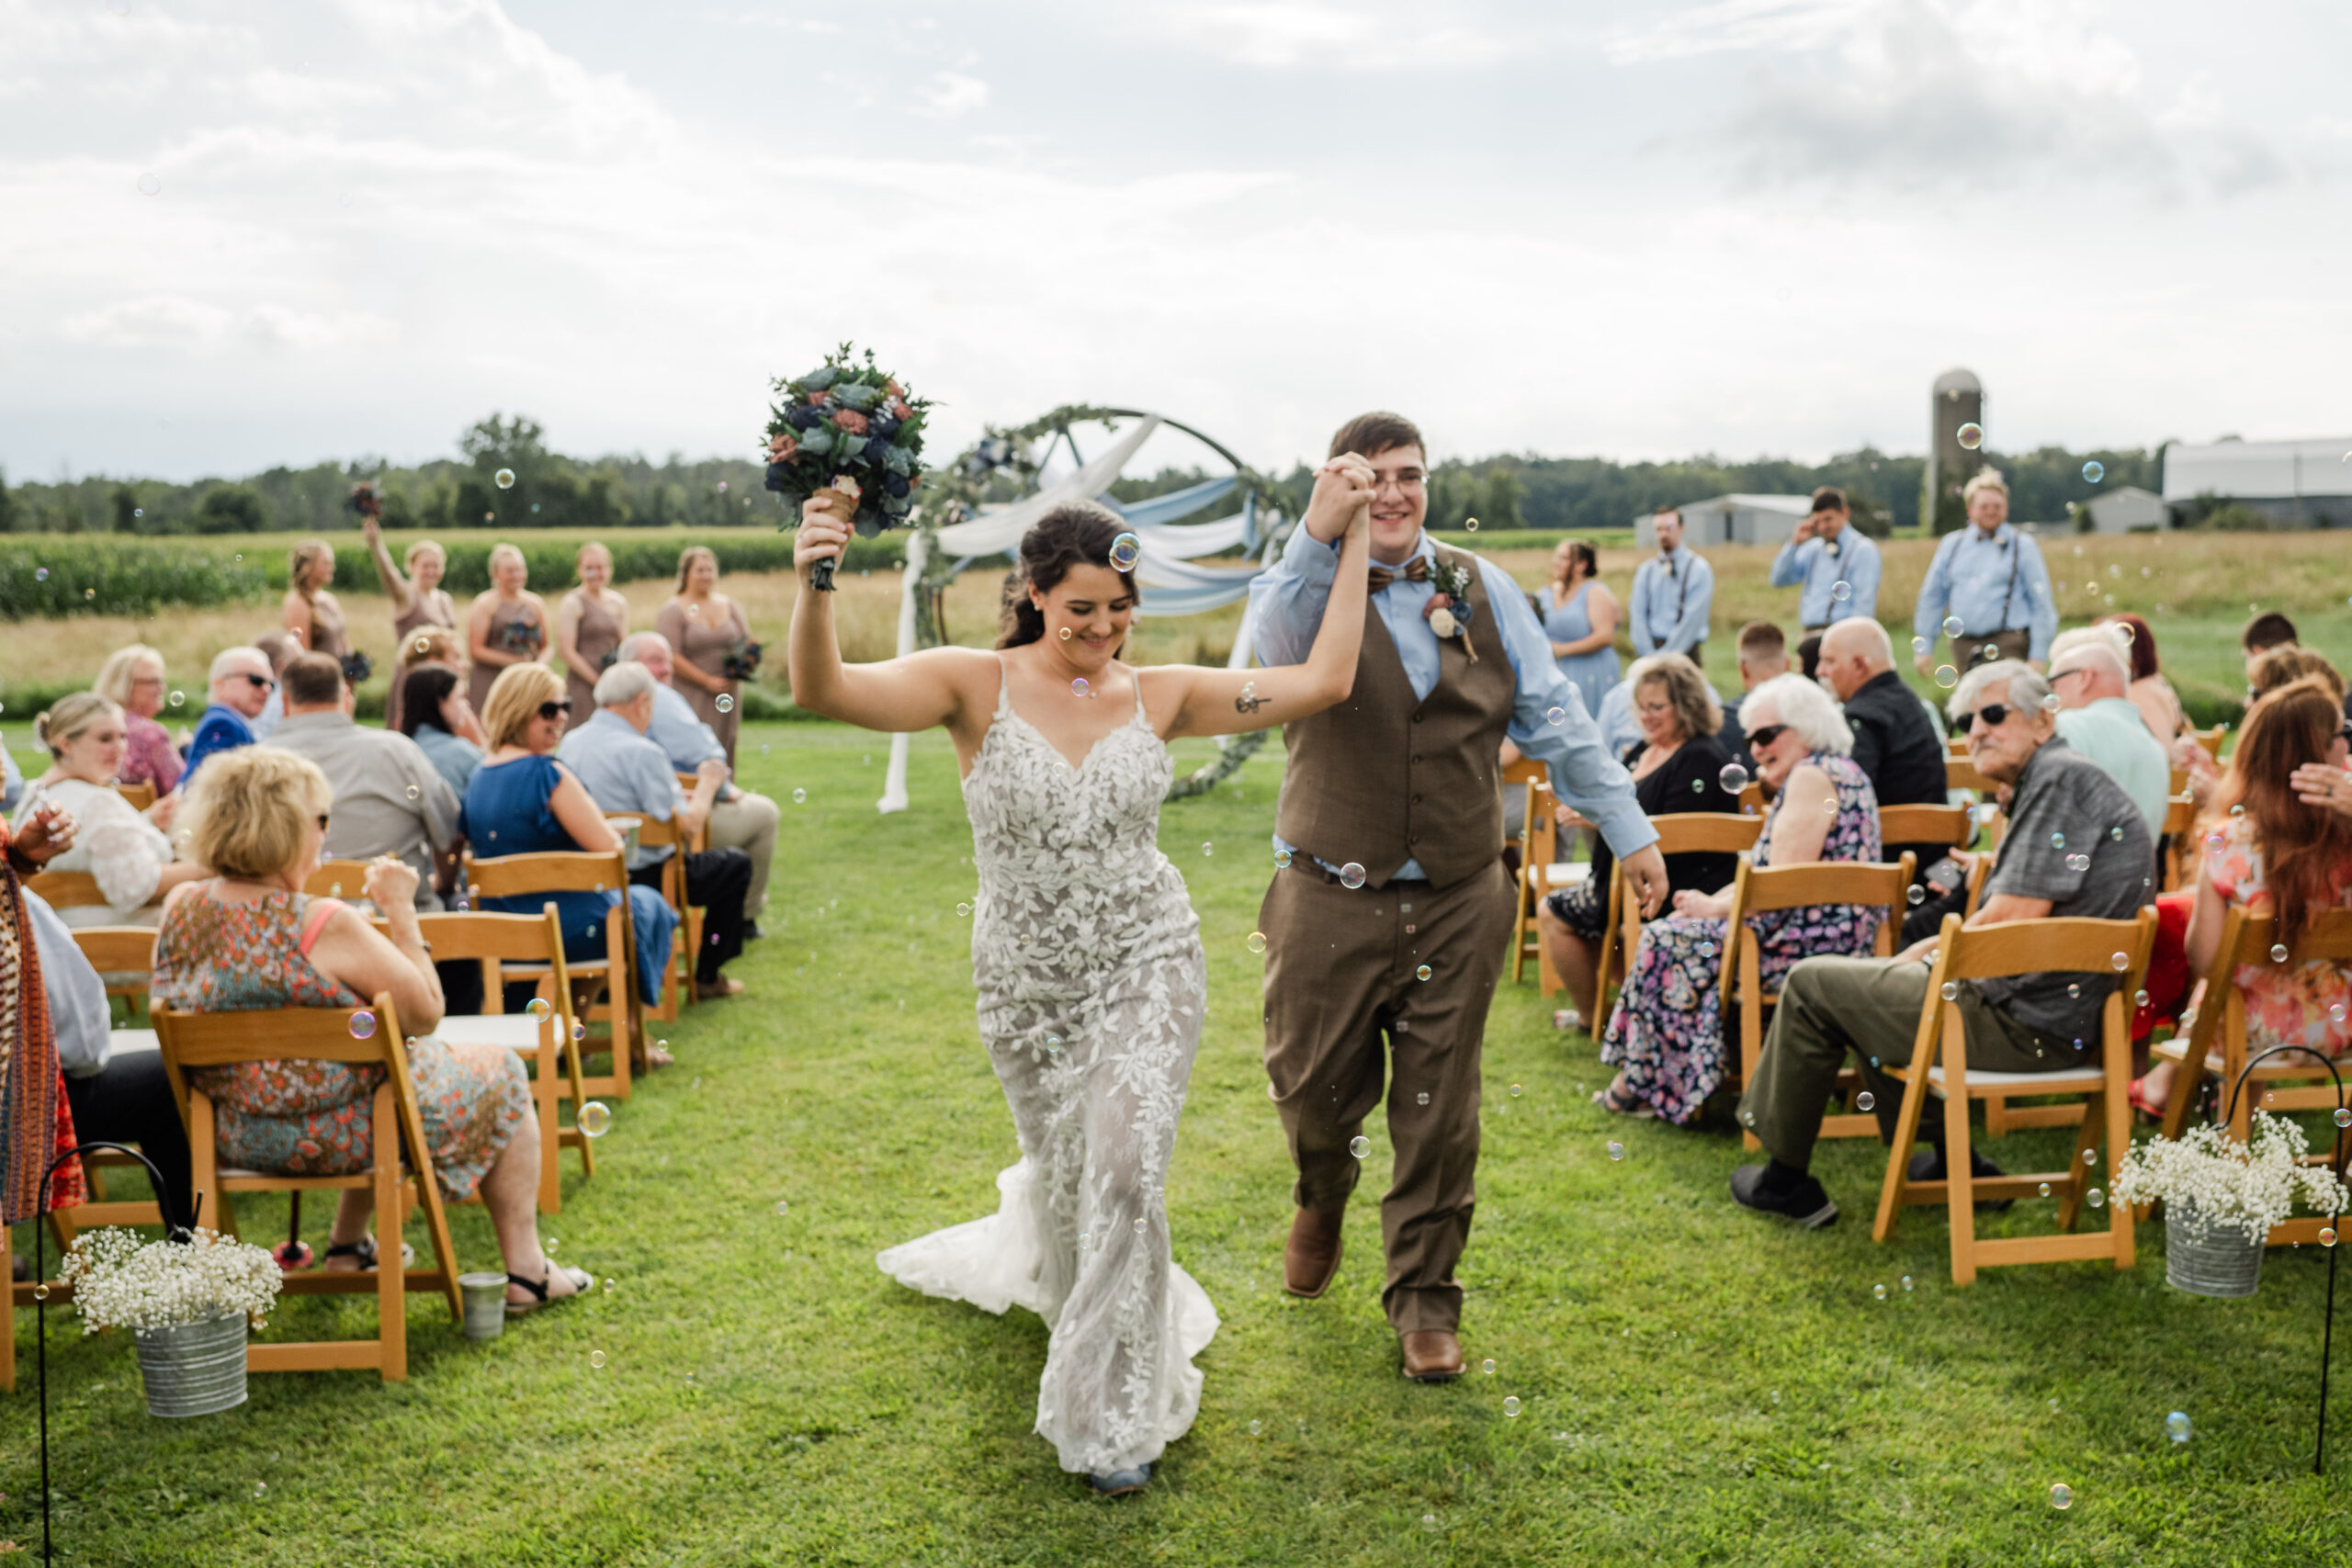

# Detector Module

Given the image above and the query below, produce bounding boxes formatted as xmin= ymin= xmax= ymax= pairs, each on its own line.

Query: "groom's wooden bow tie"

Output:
xmin=1365 ymin=557 xmax=1431 ymax=593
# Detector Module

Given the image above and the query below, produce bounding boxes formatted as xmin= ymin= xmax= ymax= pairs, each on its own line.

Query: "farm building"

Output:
xmin=2080 ymin=485 xmax=2167 ymax=535
xmin=2162 ymin=436 xmax=2352 ymax=527
xmin=1633 ymin=493 xmax=1813 ymax=548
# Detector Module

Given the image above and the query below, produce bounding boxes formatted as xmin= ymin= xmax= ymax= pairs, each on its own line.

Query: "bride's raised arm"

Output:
xmin=787 ymin=488 xmax=989 ymax=734
xmin=1152 ymin=482 xmax=1373 ymax=739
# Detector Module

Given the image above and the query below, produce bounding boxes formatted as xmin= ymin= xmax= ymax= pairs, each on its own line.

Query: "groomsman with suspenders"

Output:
xmin=1249 ymin=412 xmax=1668 ymax=1382
xmin=1911 ymin=468 xmax=2058 ymax=676
xmin=1627 ymin=506 xmax=1713 ymax=667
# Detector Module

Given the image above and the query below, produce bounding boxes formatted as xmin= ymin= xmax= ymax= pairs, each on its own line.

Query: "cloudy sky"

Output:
xmin=6 ymin=0 xmax=2348 ymax=484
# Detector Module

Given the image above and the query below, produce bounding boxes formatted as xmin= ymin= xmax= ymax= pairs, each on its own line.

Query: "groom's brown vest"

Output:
xmin=1276 ymin=543 xmax=1515 ymax=891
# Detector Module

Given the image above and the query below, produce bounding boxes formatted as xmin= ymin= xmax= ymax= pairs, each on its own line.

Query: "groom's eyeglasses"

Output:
xmin=1371 ymin=471 xmax=1427 ymax=494
xmin=1744 ymin=723 xmax=1790 ymax=749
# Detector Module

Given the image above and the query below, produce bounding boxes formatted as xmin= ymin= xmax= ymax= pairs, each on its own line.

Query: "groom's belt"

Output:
xmin=1287 ymin=856 xmax=1430 ymax=889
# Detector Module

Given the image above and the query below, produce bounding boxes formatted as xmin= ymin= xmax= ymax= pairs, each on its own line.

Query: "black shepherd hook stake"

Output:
xmin=28 ymin=1141 xmax=195 ymax=1567
xmin=2221 ymin=1046 xmax=2349 ymax=1477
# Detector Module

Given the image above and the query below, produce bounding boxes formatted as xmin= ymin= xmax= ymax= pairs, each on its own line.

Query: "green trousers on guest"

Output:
xmin=1737 ymin=956 xmax=2069 ymax=1171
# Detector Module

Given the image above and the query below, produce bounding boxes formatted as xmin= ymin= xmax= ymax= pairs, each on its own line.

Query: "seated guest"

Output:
xmin=2136 ymin=678 xmax=2352 ymax=1114
xmin=2047 ymin=628 xmax=2172 ymax=834
xmin=2242 ymin=611 xmax=2301 ymax=682
xmin=390 ymin=625 xmax=469 ymax=735
xmin=1732 ymin=660 xmax=2154 ymax=1229
xmin=462 ymin=664 xmax=679 ymax=1055
xmin=619 ymin=632 xmax=781 ymax=927
xmin=558 ymin=662 xmax=752 ymax=999
xmin=266 ymin=653 xmax=461 ymax=908
xmin=2099 ymin=611 xmax=2216 ymax=802
xmin=1816 ymin=616 xmax=1950 ymax=873
xmin=1 ymin=738 xmax=20 ymax=814
xmin=248 ymin=631 xmax=300 ymax=742
xmin=28 ymin=886 xmax=194 ymax=1227
xmin=1541 ymin=653 xmax=1738 ymax=1030
xmin=153 ymin=749 xmax=587 ymax=1310
xmin=398 ymin=663 xmax=489 ymax=798
xmin=1718 ymin=621 xmax=1787 ymax=773
xmin=1597 ymin=656 xmax=1728 ymax=767
xmin=184 ymin=646 xmax=277 ymax=782
xmin=1595 ymin=673 xmax=1884 ymax=1124
xmin=13 ymin=695 xmax=204 ymax=926
xmin=2250 ymin=645 xmax=2344 ymax=708
xmin=94 ymin=644 xmax=183 ymax=797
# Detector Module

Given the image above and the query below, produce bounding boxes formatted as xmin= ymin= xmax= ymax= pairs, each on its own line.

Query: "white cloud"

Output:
xmin=912 ymin=71 xmax=989 ymax=118
xmin=1150 ymin=2 xmax=1510 ymax=71
xmin=1602 ymin=0 xmax=1871 ymax=66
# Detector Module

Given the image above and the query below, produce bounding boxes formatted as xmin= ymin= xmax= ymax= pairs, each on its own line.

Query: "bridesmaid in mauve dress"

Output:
xmin=655 ymin=546 xmax=752 ymax=766
xmin=282 ymin=539 xmax=352 ymax=661
xmin=466 ymin=544 xmax=551 ymax=713
xmin=556 ymin=542 xmax=632 ymax=717
xmin=365 ymin=517 xmax=459 ymax=731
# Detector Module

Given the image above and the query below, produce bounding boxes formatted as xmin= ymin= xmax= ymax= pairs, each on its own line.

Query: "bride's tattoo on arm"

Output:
xmin=1234 ymin=681 xmax=1266 ymax=715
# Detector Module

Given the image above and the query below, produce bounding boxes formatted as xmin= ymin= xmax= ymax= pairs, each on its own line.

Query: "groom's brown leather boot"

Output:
xmin=1283 ymin=1208 xmax=1345 ymax=1298
xmin=1400 ymin=1329 xmax=1465 ymax=1382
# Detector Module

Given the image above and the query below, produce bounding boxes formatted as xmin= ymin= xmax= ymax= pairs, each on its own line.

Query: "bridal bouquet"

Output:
xmin=764 ymin=344 xmax=930 ymax=591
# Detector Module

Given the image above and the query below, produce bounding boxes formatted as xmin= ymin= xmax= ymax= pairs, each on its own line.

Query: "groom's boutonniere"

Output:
xmin=1423 ymin=557 xmax=1478 ymax=663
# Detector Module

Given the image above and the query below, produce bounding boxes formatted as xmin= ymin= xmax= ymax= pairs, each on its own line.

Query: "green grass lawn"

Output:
xmin=6 ymin=721 xmax=2349 ymax=1563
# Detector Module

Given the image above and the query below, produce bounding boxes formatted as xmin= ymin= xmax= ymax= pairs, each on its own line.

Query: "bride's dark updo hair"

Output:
xmin=996 ymin=501 xmax=1141 ymax=649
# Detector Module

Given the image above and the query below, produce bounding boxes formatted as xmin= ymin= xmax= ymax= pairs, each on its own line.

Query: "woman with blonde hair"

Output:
xmin=93 ymin=643 xmax=183 ymax=795
xmin=11 ymin=694 xmax=205 ymax=926
xmin=465 ymin=543 xmax=549 ymax=713
xmin=656 ymin=545 xmax=752 ymax=766
xmin=365 ymin=515 xmax=458 ymax=728
xmin=459 ymin=664 xmax=677 ymax=1064
xmin=281 ymin=538 xmax=350 ymax=662
xmin=151 ymin=746 xmax=587 ymax=1310
xmin=557 ymin=541 xmax=631 ymax=718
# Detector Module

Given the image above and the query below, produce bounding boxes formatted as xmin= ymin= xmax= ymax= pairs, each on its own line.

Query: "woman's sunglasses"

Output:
xmin=1744 ymin=723 xmax=1791 ymax=749
xmin=537 ymin=699 xmax=573 ymax=721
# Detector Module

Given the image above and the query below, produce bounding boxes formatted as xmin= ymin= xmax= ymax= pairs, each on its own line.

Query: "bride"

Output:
xmin=788 ymin=476 xmax=1372 ymax=1495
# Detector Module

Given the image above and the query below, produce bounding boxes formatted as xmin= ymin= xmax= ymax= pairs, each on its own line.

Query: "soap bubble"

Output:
xmin=792 ymin=787 xmax=807 ymax=804
xmin=1464 ymin=517 xmax=1480 ymax=533
xmin=577 ymin=1101 xmax=612 ymax=1138
xmin=1350 ymin=1135 xmax=1370 ymax=1158
xmin=1247 ymin=1418 xmax=1262 ymax=1436
xmin=2324 ymin=1227 xmax=2339 ymax=1247
xmin=956 ymin=902 xmax=971 ymax=917
xmin=2066 ymin=982 xmax=2082 ymax=999
xmin=1273 ymin=848 xmax=1293 ymax=869
xmin=2335 ymin=1108 xmax=2351 ymax=1129
xmin=1247 ymin=931 xmax=1267 ymax=953
xmin=1546 ymin=706 xmax=1566 ymax=727
xmin=2134 ymin=988 xmax=2151 ymax=1008
xmin=1830 ymin=581 xmax=1851 ymax=602
xmin=1940 ymin=981 xmax=1960 ymax=1001
xmin=1607 ymin=1141 xmax=1625 ymax=1161
xmin=1045 ymin=1035 xmax=1062 ymax=1055
xmin=2165 ymin=1411 xmax=2190 ymax=1443
xmin=1719 ymin=762 xmax=1749 ymax=793
xmin=1108 ymin=532 xmax=1142 ymax=571
xmin=1416 ymin=1091 xmax=1430 ymax=1106
xmin=2083 ymin=461 xmax=2105 ymax=484
xmin=590 ymin=1350 xmax=606 ymax=1369
xmin=2037 ymin=1182 xmax=2052 ymax=1198
xmin=1071 ymin=678 xmax=1091 ymax=698
xmin=1907 ymin=885 xmax=1926 ymax=907
xmin=1941 ymin=615 xmax=1965 ymax=638
xmin=2040 ymin=693 xmax=2063 ymax=713
xmin=168 ymin=690 xmax=184 ymax=706
xmin=775 ymin=1200 xmax=789 ymax=1215
xmin=1912 ymin=636 xmax=1931 ymax=657
xmin=1873 ymin=1283 xmax=1887 ymax=1301
xmin=2272 ymin=943 xmax=2291 ymax=964
xmin=2065 ymin=853 xmax=2090 ymax=872
xmin=1415 ymin=964 xmax=1432 ymax=981
xmin=526 ymin=996 xmax=552 ymax=1021
xmin=1510 ymin=1083 xmax=1523 ymax=1098
xmin=1956 ymin=423 xmax=1983 ymax=450
xmin=1856 ymin=1091 xmax=1875 ymax=1111
xmin=1934 ymin=665 xmax=1958 ymax=688
xmin=715 ymin=694 xmax=733 ymax=714
xmin=494 ymin=468 xmax=515 ymax=490
xmin=1422 ymin=1515 xmax=1439 ymax=1532
xmin=1503 ymin=1394 xmax=1521 ymax=1416
xmin=348 ymin=1010 xmax=377 ymax=1040
xmin=138 ymin=171 xmax=161 ymax=196
xmin=1901 ymin=1275 xmax=1914 ymax=1292
xmin=2109 ymin=952 xmax=2130 ymax=972
xmin=1339 ymin=863 xmax=1366 ymax=889
xmin=2049 ymin=1483 xmax=2072 ymax=1509
xmin=1692 ymin=778 xmax=1703 ymax=794
xmin=1481 ymin=1359 xmax=1497 ymax=1375
xmin=2087 ymin=1188 xmax=2104 ymax=1208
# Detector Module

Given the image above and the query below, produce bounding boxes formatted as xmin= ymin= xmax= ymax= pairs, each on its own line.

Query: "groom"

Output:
xmin=1250 ymin=412 xmax=1668 ymax=1381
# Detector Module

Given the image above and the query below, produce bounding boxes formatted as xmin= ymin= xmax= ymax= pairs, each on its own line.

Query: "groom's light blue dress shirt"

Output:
xmin=1770 ymin=529 xmax=1882 ymax=626
xmin=1249 ymin=526 xmax=1657 ymax=880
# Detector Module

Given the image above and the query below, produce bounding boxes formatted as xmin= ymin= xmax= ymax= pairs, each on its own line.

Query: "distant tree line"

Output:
xmin=0 ymin=412 xmax=2173 ymax=540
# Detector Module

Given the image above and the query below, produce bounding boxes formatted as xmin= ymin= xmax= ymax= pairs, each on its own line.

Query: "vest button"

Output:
xmin=1412 ymin=794 xmax=1422 ymax=804
xmin=1410 ymin=754 xmax=1420 ymax=763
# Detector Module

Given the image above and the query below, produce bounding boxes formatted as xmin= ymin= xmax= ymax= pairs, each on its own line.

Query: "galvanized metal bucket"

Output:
xmin=133 ymin=1310 xmax=249 ymax=1417
xmin=2165 ymin=1203 xmax=2266 ymax=1298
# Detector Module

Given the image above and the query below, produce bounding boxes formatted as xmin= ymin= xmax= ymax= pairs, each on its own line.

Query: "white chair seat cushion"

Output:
xmin=1541 ymin=863 xmax=1589 ymax=888
xmin=108 ymin=1027 xmax=160 ymax=1058
xmin=435 ymin=1014 xmax=545 ymax=1052
xmin=1927 ymin=1064 xmax=2105 ymax=1091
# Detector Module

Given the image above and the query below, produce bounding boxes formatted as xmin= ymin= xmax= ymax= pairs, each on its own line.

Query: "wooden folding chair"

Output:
xmin=1946 ymin=756 xmax=1997 ymax=795
xmin=2151 ymin=907 xmax=2352 ymax=1244
xmin=2157 ymin=795 xmax=2198 ymax=892
xmin=304 ymin=861 xmax=380 ymax=902
xmin=1946 ymin=736 xmax=1972 ymax=758
xmin=634 ymin=814 xmax=707 ymax=1023
xmin=1879 ymin=804 xmax=1972 ymax=864
xmin=1723 ymin=854 xmax=1914 ymax=1150
xmin=1597 ymin=811 xmax=1765 ymax=1037
xmin=1871 ymin=909 xmax=2156 ymax=1284
xmin=24 ymin=871 xmax=108 ymax=914
xmin=1736 ymin=783 xmax=1764 ymax=817
xmin=153 ymin=991 xmax=462 ymax=1382
xmin=462 ymin=849 xmax=642 ymax=1100
xmin=1521 ymin=784 xmax=1590 ymax=998
xmin=1505 ymin=756 xmax=1548 ymax=985
xmin=113 ymin=781 xmax=156 ymax=812
xmin=2191 ymin=723 xmax=2228 ymax=761
xmin=418 ymin=908 xmax=595 ymax=1213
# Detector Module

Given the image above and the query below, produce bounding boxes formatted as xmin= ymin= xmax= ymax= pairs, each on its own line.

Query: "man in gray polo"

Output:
xmin=266 ymin=652 xmax=459 ymax=908
xmin=1729 ymin=660 xmax=2154 ymax=1229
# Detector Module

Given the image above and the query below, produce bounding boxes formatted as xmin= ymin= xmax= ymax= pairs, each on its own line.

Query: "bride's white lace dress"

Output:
xmin=877 ymin=660 xmax=1218 ymax=1475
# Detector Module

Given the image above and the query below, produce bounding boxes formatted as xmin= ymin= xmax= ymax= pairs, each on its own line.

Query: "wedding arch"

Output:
xmin=876 ymin=407 xmax=1290 ymax=813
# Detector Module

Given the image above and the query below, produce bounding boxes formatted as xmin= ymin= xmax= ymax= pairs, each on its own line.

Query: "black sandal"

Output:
xmin=322 ymin=1236 xmax=415 ymax=1270
xmin=506 ymin=1264 xmax=593 ymax=1314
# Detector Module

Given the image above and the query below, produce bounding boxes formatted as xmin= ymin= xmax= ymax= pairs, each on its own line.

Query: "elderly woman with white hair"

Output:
xmin=1595 ymin=672 xmax=1886 ymax=1122
xmin=465 ymin=543 xmax=550 ymax=712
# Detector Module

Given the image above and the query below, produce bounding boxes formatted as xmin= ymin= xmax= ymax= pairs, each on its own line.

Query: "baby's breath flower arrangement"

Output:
xmin=2109 ymin=1113 xmax=2348 ymax=1246
xmin=59 ymin=1227 xmax=283 ymax=1335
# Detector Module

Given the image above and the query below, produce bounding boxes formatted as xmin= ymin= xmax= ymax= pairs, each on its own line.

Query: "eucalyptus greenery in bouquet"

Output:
xmin=59 ymin=1226 xmax=283 ymax=1335
xmin=2109 ymin=1112 xmax=2349 ymax=1246
xmin=764 ymin=343 xmax=930 ymax=591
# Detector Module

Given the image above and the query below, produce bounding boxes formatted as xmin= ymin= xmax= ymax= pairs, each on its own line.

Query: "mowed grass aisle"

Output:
xmin=6 ymin=719 xmax=2346 ymax=1564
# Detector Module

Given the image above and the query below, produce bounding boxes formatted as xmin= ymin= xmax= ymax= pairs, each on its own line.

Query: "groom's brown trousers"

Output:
xmin=1260 ymin=856 xmax=1515 ymax=1335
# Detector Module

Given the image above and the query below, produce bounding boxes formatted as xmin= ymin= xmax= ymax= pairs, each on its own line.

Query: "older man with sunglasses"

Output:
xmin=182 ymin=645 xmax=277 ymax=783
xmin=1729 ymin=660 xmax=2154 ymax=1229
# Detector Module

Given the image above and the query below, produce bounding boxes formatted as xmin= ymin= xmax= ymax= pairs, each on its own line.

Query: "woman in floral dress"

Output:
xmin=1600 ymin=673 xmax=1885 ymax=1124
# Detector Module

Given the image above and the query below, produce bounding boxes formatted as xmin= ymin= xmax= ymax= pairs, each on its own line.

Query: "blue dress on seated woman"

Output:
xmin=460 ymin=754 xmax=675 ymax=1005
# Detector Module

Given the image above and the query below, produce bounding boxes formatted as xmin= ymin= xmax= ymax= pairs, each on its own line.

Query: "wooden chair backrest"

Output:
xmin=1736 ymin=783 xmax=1764 ymax=817
xmin=1719 ymin=854 xmax=1915 ymax=1004
xmin=1880 ymin=804 xmax=1972 ymax=850
xmin=1927 ymin=908 xmax=2156 ymax=984
xmin=1947 ymin=736 xmax=1972 ymax=758
xmin=2168 ymin=767 xmax=2189 ymax=798
xmin=2193 ymin=723 xmax=2228 ymax=761
xmin=1946 ymin=757 xmax=1997 ymax=795
xmin=1525 ymin=784 xmax=1559 ymax=873
xmin=305 ymin=861 xmax=379 ymax=900
xmin=1501 ymin=756 xmax=1547 ymax=787
xmin=413 ymin=908 xmax=572 ymax=1008
xmin=634 ymin=811 xmax=705 ymax=859
xmin=68 ymin=926 xmax=156 ymax=1011
xmin=463 ymin=849 xmax=628 ymax=897
xmin=1647 ymin=812 xmax=1764 ymax=857
xmin=2226 ymin=903 xmax=2352 ymax=969
xmin=114 ymin=782 xmax=155 ymax=812
xmin=25 ymin=871 xmax=107 ymax=909
xmin=2162 ymin=795 xmax=2196 ymax=837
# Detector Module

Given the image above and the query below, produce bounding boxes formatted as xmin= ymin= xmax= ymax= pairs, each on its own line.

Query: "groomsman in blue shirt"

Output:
xmin=1770 ymin=487 xmax=1880 ymax=657
xmin=1627 ymin=506 xmax=1713 ymax=664
xmin=1911 ymin=469 xmax=2057 ymax=676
